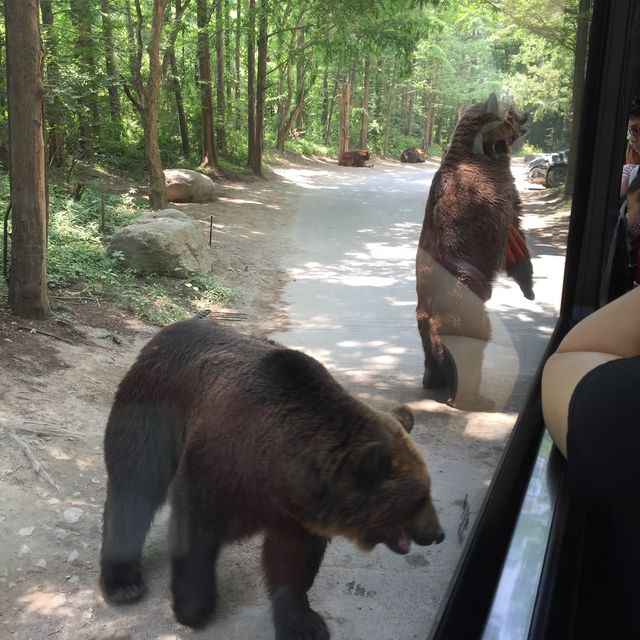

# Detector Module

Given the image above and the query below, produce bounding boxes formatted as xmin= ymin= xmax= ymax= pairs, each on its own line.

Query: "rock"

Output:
xmin=108 ymin=209 xmax=213 ymax=277
xmin=17 ymin=527 xmax=34 ymax=537
xmin=68 ymin=550 xmax=79 ymax=563
xmin=164 ymin=169 xmax=217 ymax=203
xmin=35 ymin=558 xmax=47 ymax=568
xmin=18 ymin=545 xmax=30 ymax=556
xmin=62 ymin=507 xmax=83 ymax=524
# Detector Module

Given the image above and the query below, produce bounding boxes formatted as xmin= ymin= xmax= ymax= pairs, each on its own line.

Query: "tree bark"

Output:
xmin=324 ymin=71 xmax=339 ymax=146
xmin=69 ymin=0 xmax=100 ymax=153
xmin=170 ymin=48 xmax=190 ymax=157
xmin=5 ymin=0 xmax=52 ymax=318
xmin=143 ymin=0 xmax=169 ymax=209
xmin=251 ymin=0 xmax=268 ymax=176
xmin=197 ymin=0 xmax=218 ymax=169
xmin=247 ymin=0 xmax=256 ymax=167
xmin=339 ymin=78 xmax=350 ymax=156
xmin=294 ymin=28 xmax=305 ymax=130
xmin=215 ymin=0 xmax=226 ymax=151
xmin=360 ymin=55 xmax=371 ymax=149
xmin=39 ymin=0 xmax=65 ymax=167
xmin=234 ymin=0 xmax=242 ymax=128
xmin=382 ymin=67 xmax=396 ymax=155
xmin=407 ymin=88 xmax=414 ymax=137
xmin=100 ymin=0 xmax=121 ymax=137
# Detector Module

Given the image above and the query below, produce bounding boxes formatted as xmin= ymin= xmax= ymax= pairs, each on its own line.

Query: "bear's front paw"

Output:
xmin=172 ymin=577 xmax=216 ymax=628
xmin=275 ymin=607 xmax=330 ymax=640
xmin=100 ymin=561 xmax=146 ymax=604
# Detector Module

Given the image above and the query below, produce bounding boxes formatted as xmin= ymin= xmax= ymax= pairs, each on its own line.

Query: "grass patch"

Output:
xmin=1 ymin=173 xmax=236 ymax=326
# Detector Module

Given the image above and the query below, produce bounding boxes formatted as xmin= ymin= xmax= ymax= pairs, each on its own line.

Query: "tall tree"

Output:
xmin=39 ymin=0 xmax=65 ymax=166
xmin=169 ymin=0 xmax=190 ymax=158
xmin=4 ymin=0 xmax=51 ymax=318
xmin=123 ymin=0 xmax=191 ymax=209
xmin=100 ymin=0 xmax=122 ymax=138
xmin=360 ymin=55 xmax=371 ymax=148
xmin=215 ymin=0 xmax=226 ymax=150
xmin=197 ymin=0 xmax=218 ymax=170
xmin=247 ymin=0 xmax=256 ymax=168
xmin=69 ymin=0 xmax=100 ymax=153
xmin=253 ymin=0 xmax=268 ymax=175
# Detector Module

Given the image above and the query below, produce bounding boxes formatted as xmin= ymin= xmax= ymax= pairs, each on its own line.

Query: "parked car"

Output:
xmin=527 ymin=149 xmax=569 ymax=188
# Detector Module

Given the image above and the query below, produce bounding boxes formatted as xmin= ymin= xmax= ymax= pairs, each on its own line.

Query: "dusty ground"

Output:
xmin=0 ymin=156 xmax=569 ymax=640
xmin=0 ymin=159 xmax=303 ymax=639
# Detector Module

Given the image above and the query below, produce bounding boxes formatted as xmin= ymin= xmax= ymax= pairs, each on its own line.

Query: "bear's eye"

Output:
xmin=407 ymin=496 xmax=427 ymax=518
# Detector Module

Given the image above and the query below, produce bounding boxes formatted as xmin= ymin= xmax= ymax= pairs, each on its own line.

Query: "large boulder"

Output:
xmin=108 ymin=209 xmax=213 ymax=277
xmin=164 ymin=169 xmax=217 ymax=203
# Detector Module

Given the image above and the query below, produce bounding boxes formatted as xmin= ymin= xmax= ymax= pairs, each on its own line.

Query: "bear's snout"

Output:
xmin=410 ymin=500 xmax=445 ymax=546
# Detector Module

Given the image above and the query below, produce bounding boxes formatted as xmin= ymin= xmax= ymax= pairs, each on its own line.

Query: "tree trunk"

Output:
xmin=275 ymin=5 xmax=302 ymax=151
xmin=144 ymin=0 xmax=169 ymax=210
xmin=339 ymin=79 xmax=351 ymax=156
xmin=320 ymin=64 xmax=329 ymax=129
xmin=224 ymin=2 xmax=233 ymax=102
xmin=247 ymin=0 xmax=256 ymax=167
xmin=170 ymin=48 xmax=190 ymax=157
xmin=215 ymin=0 xmax=226 ymax=151
xmin=360 ymin=56 xmax=371 ymax=149
xmin=5 ymin=0 xmax=51 ymax=319
xmin=100 ymin=0 xmax=121 ymax=138
xmin=69 ymin=0 xmax=99 ymax=153
xmin=407 ymin=89 xmax=414 ymax=137
xmin=197 ymin=0 xmax=218 ymax=169
xmin=324 ymin=71 xmax=339 ymax=145
xmin=39 ymin=0 xmax=65 ymax=167
xmin=382 ymin=68 xmax=396 ymax=155
xmin=566 ymin=0 xmax=592 ymax=196
xmin=251 ymin=0 xmax=267 ymax=176
xmin=234 ymin=0 xmax=242 ymax=128
xmin=294 ymin=28 xmax=305 ymax=130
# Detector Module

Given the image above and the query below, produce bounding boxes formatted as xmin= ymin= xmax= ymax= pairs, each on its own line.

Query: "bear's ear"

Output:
xmin=485 ymin=92 xmax=500 ymax=116
xmin=392 ymin=405 xmax=414 ymax=434
xmin=354 ymin=443 xmax=392 ymax=490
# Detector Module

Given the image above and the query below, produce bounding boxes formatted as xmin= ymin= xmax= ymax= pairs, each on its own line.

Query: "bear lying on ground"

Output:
xmin=400 ymin=148 xmax=426 ymax=163
xmin=338 ymin=149 xmax=374 ymax=167
xmin=100 ymin=318 xmax=444 ymax=640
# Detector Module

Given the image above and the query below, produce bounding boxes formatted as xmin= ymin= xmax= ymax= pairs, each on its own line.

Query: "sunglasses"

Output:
xmin=629 ymin=125 xmax=640 ymax=138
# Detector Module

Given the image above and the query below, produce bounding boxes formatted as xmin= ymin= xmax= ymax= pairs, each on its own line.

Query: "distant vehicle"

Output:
xmin=527 ymin=149 xmax=569 ymax=188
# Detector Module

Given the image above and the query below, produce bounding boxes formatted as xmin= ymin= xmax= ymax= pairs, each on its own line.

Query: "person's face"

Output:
xmin=629 ymin=115 xmax=640 ymax=147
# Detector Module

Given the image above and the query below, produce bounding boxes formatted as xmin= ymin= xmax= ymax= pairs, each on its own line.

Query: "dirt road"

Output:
xmin=0 ymin=157 xmax=569 ymax=639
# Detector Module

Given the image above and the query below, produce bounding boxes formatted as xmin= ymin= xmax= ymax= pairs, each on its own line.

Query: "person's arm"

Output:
xmin=542 ymin=286 xmax=640 ymax=457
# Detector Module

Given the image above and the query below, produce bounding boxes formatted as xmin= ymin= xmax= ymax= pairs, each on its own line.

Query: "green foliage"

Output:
xmin=390 ymin=134 xmax=425 ymax=156
xmin=4 ymin=180 xmax=235 ymax=326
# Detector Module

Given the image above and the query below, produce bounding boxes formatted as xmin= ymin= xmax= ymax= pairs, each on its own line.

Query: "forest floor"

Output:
xmin=0 ymin=155 xmax=569 ymax=639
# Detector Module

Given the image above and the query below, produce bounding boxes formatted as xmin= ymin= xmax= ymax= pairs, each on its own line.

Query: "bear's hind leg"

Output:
xmin=169 ymin=483 xmax=220 ymax=628
xmin=100 ymin=405 xmax=178 ymax=604
xmin=263 ymin=525 xmax=329 ymax=640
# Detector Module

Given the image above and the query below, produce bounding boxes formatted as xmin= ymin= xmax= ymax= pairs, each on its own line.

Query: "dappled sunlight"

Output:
xmin=18 ymin=588 xmax=76 ymax=617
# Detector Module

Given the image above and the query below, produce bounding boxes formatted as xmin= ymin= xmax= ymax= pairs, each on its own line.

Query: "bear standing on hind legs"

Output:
xmin=100 ymin=318 xmax=444 ymax=640
xmin=416 ymin=93 xmax=534 ymax=410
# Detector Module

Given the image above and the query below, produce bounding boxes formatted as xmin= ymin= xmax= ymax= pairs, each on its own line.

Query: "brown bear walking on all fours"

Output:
xmin=400 ymin=148 xmax=426 ymax=163
xmin=338 ymin=149 xmax=374 ymax=167
xmin=100 ymin=318 xmax=444 ymax=640
xmin=415 ymin=93 xmax=534 ymax=407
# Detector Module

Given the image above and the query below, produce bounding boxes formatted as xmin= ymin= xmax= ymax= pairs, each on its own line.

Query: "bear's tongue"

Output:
xmin=387 ymin=529 xmax=411 ymax=555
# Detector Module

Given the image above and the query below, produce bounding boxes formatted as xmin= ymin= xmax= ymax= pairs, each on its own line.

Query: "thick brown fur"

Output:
xmin=338 ymin=149 xmax=374 ymax=167
xmin=416 ymin=94 xmax=533 ymax=406
xmin=400 ymin=148 xmax=426 ymax=163
xmin=100 ymin=319 xmax=443 ymax=639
